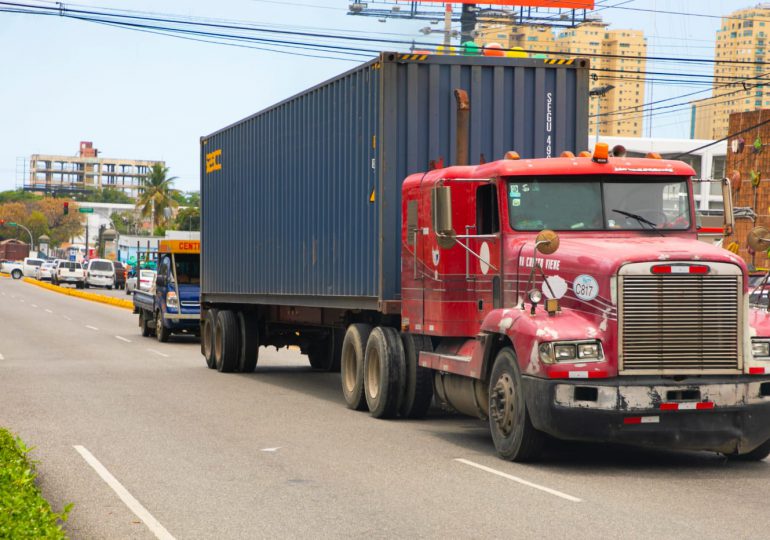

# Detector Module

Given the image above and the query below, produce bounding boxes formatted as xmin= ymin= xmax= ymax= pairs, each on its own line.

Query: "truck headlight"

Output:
xmin=166 ymin=291 xmax=179 ymax=310
xmin=752 ymin=339 xmax=770 ymax=359
xmin=539 ymin=340 xmax=604 ymax=364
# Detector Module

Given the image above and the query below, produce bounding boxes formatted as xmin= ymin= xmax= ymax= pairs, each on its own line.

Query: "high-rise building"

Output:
xmin=693 ymin=4 xmax=770 ymax=140
xmin=477 ymin=18 xmax=647 ymax=138
xmin=27 ymin=141 xmax=163 ymax=196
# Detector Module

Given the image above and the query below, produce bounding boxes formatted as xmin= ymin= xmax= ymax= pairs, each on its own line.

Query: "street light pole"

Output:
xmin=8 ymin=222 xmax=34 ymax=253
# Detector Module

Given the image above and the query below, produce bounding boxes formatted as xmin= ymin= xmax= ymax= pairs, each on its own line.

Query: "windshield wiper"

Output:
xmin=612 ymin=209 xmax=662 ymax=235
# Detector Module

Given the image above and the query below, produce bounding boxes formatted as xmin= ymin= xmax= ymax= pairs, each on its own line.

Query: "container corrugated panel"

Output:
xmin=201 ymin=52 xmax=588 ymax=310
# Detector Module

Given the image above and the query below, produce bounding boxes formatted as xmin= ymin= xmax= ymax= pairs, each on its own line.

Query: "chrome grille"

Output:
xmin=620 ymin=275 xmax=740 ymax=373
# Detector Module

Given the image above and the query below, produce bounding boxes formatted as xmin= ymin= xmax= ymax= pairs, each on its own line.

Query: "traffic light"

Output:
xmin=0 ymin=219 xmax=4 ymax=226
xmin=63 ymin=202 xmax=69 ymax=215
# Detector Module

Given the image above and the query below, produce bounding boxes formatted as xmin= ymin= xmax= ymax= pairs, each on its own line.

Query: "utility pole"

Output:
xmin=460 ymin=3 xmax=477 ymax=44
xmin=444 ymin=3 xmax=452 ymax=48
xmin=589 ymin=85 xmax=615 ymax=144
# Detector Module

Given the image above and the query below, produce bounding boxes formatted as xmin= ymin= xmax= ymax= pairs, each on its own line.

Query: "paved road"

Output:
xmin=2 ymin=277 xmax=770 ymax=539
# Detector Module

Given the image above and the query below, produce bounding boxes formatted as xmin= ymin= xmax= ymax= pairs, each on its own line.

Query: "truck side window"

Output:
xmin=476 ymin=184 xmax=499 ymax=235
xmin=159 ymin=258 xmax=170 ymax=281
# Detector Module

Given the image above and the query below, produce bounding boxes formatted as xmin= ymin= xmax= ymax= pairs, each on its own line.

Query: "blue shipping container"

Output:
xmin=201 ymin=52 xmax=589 ymax=311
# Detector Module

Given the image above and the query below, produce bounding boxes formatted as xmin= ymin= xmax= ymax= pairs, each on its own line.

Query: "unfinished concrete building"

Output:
xmin=27 ymin=141 xmax=163 ymax=195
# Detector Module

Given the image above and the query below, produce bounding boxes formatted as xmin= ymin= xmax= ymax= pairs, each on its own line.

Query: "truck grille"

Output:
xmin=620 ymin=274 xmax=740 ymax=373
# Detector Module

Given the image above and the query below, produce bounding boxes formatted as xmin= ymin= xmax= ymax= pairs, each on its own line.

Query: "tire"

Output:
xmin=341 ymin=324 xmax=371 ymax=411
xmin=108 ymin=285 xmax=113 ymax=290
xmin=488 ymin=347 xmax=545 ymax=462
xmin=214 ymin=310 xmax=239 ymax=373
xmin=11 ymin=269 xmax=21 ymax=280
xmin=400 ymin=334 xmax=434 ymax=419
xmin=237 ymin=311 xmax=259 ymax=373
xmin=84 ymin=282 xmax=90 ymax=289
xmin=202 ymin=309 xmax=218 ymax=369
xmin=729 ymin=439 xmax=770 ymax=461
xmin=155 ymin=309 xmax=171 ymax=343
xmin=308 ymin=330 xmax=343 ymax=372
xmin=140 ymin=310 xmax=153 ymax=337
xmin=364 ymin=326 xmax=406 ymax=419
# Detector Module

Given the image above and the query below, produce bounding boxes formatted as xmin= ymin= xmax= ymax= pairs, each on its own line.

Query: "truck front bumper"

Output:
xmin=522 ymin=375 xmax=770 ymax=455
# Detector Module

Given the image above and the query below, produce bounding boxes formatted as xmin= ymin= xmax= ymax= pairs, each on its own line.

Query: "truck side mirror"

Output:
xmin=722 ymin=178 xmax=735 ymax=236
xmin=433 ymin=185 xmax=456 ymax=249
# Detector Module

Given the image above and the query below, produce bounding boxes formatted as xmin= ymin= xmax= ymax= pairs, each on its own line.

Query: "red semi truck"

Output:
xmin=200 ymin=54 xmax=770 ymax=461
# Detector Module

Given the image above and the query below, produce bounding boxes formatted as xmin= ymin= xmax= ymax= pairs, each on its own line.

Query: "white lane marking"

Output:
xmin=31 ymin=304 xmax=38 ymax=308
xmin=454 ymin=458 xmax=582 ymax=503
xmin=73 ymin=446 xmax=176 ymax=540
xmin=45 ymin=309 xmax=53 ymax=313
xmin=261 ymin=447 xmax=281 ymax=452
xmin=85 ymin=325 xmax=99 ymax=331
xmin=63 ymin=315 xmax=72 ymax=321
xmin=147 ymin=349 xmax=169 ymax=358
xmin=0 ymin=353 xmax=4 ymax=360
xmin=115 ymin=335 xmax=131 ymax=343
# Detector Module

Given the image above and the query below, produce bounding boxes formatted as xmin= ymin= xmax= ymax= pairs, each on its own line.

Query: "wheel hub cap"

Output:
xmin=490 ymin=373 xmax=515 ymax=437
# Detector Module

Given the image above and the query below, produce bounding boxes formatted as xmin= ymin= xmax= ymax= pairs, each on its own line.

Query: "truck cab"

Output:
xmin=134 ymin=240 xmax=200 ymax=342
xmin=401 ymin=144 xmax=770 ymax=461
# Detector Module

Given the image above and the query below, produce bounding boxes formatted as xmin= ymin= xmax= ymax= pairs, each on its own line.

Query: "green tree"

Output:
xmin=0 ymin=189 xmax=41 ymax=204
xmin=136 ymin=163 xmax=179 ymax=229
xmin=172 ymin=206 xmax=200 ymax=231
xmin=110 ymin=211 xmax=141 ymax=236
xmin=73 ymin=188 xmax=134 ymax=204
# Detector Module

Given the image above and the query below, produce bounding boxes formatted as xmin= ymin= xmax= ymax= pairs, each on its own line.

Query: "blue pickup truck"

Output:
xmin=133 ymin=240 xmax=200 ymax=342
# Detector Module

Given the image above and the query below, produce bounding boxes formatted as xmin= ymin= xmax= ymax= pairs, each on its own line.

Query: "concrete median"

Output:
xmin=22 ymin=277 xmax=134 ymax=310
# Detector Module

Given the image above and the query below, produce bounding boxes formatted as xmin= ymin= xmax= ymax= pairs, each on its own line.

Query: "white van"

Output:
xmin=85 ymin=259 xmax=115 ymax=289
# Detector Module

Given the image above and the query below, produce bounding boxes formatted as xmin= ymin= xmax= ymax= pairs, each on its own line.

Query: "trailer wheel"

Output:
xmin=237 ymin=311 xmax=259 ymax=373
xmin=140 ymin=310 xmax=153 ymax=337
xmin=214 ymin=310 xmax=239 ymax=373
xmin=364 ymin=326 xmax=406 ymax=419
xmin=729 ymin=439 xmax=770 ymax=461
xmin=309 ymin=330 xmax=343 ymax=372
xmin=400 ymin=334 xmax=434 ymax=419
xmin=202 ymin=309 xmax=218 ymax=369
xmin=488 ymin=347 xmax=544 ymax=462
xmin=341 ymin=324 xmax=371 ymax=410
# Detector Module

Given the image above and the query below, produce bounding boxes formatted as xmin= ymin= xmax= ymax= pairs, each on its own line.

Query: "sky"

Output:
xmin=0 ymin=0 xmax=730 ymax=193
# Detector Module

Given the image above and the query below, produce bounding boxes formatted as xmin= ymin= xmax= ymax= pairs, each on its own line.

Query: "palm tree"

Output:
xmin=136 ymin=163 xmax=179 ymax=230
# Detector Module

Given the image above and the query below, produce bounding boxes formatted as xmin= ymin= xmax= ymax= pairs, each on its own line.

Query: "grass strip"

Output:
xmin=0 ymin=428 xmax=71 ymax=538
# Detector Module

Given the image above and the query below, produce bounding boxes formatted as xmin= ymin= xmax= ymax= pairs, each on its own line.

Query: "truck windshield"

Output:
xmin=507 ymin=175 xmax=691 ymax=231
xmin=174 ymin=254 xmax=200 ymax=285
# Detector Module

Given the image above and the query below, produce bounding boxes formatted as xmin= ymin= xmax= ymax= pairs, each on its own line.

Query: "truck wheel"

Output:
xmin=214 ymin=310 xmax=239 ymax=373
xmin=400 ymin=334 xmax=434 ymax=419
xmin=140 ymin=310 xmax=153 ymax=337
xmin=202 ymin=309 xmax=218 ymax=369
xmin=341 ymin=324 xmax=371 ymax=411
xmin=155 ymin=309 xmax=171 ymax=343
xmin=729 ymin=439 xmax=770 ymax=461
xmin=11 ymin=269 xmax=21 ymax=279
xmin=309 ymin=330 xmax=343 ymax=372
xmin=364 ymin=326 xmax=406 ymax=419
xmin=488 ymin=347 xmax=544 ymax=462
xmin=237 ymin=311 xmax=259 ymax=373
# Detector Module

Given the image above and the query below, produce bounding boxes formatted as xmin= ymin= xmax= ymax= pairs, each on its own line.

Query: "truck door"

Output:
xmin=468 ymin=183 xmax=502 ymax=317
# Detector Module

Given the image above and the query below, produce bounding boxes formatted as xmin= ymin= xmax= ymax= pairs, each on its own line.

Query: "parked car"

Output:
xmin=113 ymin=261 xmax=127 ymax=290
xmin=53 ymin=261 xmax=85 ymax=288
xmin=35 ymin=262 xmax=56 ymax=281
xmin=85 ymin=259 xmax=115 ymax=289
xmin=22 ymin=257 xmax=45 ymax=277
xmin=126 ymin=269 xmax=156 ymax=295
xmin=1 ymin=260 xmax=23 ymax=279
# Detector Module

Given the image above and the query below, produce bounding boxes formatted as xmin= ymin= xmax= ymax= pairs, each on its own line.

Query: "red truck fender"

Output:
xmin=478 ymin=307 xmax=612 ymax=379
